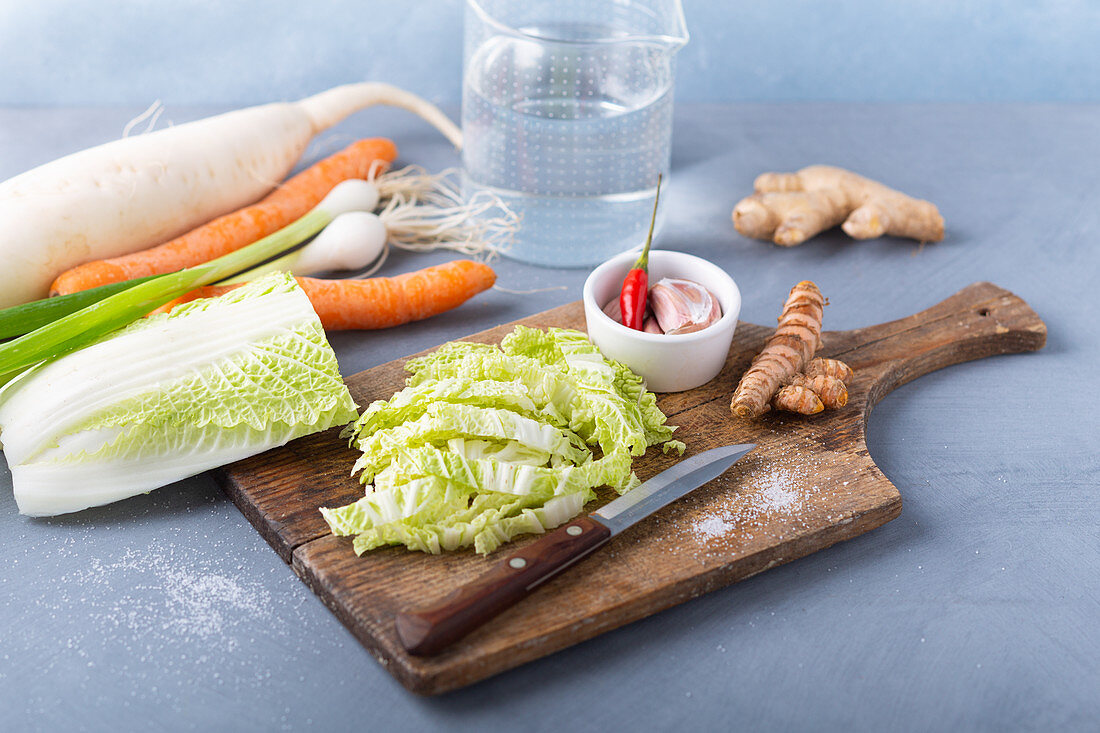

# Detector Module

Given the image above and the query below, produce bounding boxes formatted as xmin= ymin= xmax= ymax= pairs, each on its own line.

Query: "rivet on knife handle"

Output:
xmin=395 ymin=515 xmax=612 ymax=656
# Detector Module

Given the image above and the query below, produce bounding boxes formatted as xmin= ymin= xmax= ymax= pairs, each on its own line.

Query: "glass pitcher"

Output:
xmin=462 ymin=0 xmax=689 ymax=267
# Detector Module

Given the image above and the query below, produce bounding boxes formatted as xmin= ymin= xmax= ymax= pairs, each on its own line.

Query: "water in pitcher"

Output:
xmin=462 ymin=17 xmax=683 ymax=266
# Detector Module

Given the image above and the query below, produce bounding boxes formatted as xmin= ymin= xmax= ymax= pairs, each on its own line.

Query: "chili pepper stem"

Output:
xmin=632 ymin=173 xmax=663 ymax=272
xmin=619 ymin=175 xmax=664 ymax=331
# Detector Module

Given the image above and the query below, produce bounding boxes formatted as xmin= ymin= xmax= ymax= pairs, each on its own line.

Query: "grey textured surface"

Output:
xmin=0 ymin=104 xmax=1097 ymax=730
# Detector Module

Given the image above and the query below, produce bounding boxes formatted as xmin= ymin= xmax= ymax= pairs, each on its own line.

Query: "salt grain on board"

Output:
xmin=686 ymin=465 xmax=812 ymax=545
xmin=694 ymin=515 xmax=734 ymax=540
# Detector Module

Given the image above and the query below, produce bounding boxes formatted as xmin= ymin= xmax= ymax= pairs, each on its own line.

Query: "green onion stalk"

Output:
xmin=0 ymin=180 xmax=377 ymax=383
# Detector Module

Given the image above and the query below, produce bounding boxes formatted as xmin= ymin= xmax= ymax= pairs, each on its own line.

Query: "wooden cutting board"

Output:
xmin=214 ymin=281 xmax=1045 ymax=695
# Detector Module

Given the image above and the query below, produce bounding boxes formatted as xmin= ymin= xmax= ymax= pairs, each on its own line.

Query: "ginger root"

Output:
xmin=730 ymin=280 xmax=825 ymax=419
xmin=732 ymin=165 xmax=944 ymax=246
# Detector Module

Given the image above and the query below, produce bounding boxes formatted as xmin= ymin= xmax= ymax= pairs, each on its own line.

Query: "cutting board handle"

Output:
xmin=831 ymin=281 xmax=1046 ymax=403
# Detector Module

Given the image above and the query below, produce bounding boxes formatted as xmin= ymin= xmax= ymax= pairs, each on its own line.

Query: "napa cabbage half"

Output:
xmin=0 ymin=272 xmax=358 ymax=516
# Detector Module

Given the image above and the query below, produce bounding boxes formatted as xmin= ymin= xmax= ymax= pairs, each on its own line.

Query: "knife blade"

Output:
xmin=395 ymin=443 xmax=755 ymax=656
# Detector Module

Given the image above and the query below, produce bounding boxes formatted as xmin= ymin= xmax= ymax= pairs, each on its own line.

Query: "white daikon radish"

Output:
xmin=0 ymin=83 xmax=462 ymax=308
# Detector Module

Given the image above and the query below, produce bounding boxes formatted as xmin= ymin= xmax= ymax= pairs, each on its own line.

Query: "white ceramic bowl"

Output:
xmin=582 ymin=250 xmax=741 ymax=393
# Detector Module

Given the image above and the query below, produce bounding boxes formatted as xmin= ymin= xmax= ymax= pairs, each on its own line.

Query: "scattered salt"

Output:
xmin=687 ymin=466 xmax=807 ymax=543
xmin=694 ymin=516 xmax=734 ymax=540
xmin=69 ymin=549 xmax=272 ymax=645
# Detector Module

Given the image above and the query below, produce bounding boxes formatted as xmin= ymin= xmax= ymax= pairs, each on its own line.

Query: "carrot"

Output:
xmin=172 ymin=260 xmax=497 ymax=331
xmin=50 ymin=138 xmax=398 ymax=297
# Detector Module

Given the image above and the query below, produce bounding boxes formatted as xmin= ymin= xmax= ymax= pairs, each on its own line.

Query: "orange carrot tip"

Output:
xmin=297 ymin=260 xmax=497 ymax=331
xmin=174 ymin=260 xmax=496 ymax=332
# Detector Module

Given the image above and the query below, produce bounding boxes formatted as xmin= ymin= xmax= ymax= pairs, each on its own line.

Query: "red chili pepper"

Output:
xmin=619 ymin=174 xmax=663 ymax=331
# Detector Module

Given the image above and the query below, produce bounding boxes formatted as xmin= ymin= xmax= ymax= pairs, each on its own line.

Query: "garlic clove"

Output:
xmin=650 ymin=278 xmax=722 ymax=335
xmin=603 ymin=298 xmax=623 ymax=324
xmin=604 ymin=298 xmax=665 ymax=333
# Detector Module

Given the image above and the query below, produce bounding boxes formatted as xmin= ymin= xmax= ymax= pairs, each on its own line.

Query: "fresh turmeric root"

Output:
xmin=731 ymin=282 xmax=856 ymax=419
xmin=806 ymin=357 xmax=854 ymax=383
xmin=789 ymin=373 xmax=848 ymax=409
xmin=774 ymin=369 xmax=852 ymax=415
xmin=774 ymin=384 xmax=824 ymax=415
xmin=730 ymin=280 xmax=825 ymax=419
xmin=732 ymin=165 xmax=944 ymax=246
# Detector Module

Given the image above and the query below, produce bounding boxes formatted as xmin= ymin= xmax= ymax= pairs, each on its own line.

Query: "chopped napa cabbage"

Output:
xmin=349 ymin=491 xmax=589 ymax=556
xmin=356 ymin=377 xmax=558 ymax=435
xmin=325 ymin=326 xmax=681 ymax=555
xmin=0 ymin=272 xmax=358 ymax=516
xmin=350 ymin=402 xmax=590 ymax=483
xmin=364 ymin=444 xmax=637 ymax=499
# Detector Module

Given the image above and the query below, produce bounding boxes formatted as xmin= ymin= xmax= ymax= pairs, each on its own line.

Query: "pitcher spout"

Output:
xmin=467 ymin=0 xmax=688 ymax=52
xmin=652 ymin=0 xmax=690 ymax=53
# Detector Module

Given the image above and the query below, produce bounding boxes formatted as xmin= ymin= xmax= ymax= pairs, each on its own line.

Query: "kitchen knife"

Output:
xmin=395 ymin=443 xmax=756 ymax=656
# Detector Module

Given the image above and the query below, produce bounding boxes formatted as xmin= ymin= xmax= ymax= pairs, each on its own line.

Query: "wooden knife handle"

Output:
xmin=395 ymin=515 xmax=612 ymax=656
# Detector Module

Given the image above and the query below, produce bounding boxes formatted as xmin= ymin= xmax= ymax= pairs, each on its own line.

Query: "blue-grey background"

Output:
xmin=2 ymin=0 xmax=1099 ymax=105
xmin=2 ymin=2 xmax=1099 ymax=732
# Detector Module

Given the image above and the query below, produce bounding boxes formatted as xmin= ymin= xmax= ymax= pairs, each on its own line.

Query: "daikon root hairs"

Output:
xmin=732 ymin=165 xmax=944 ymax=246
xmin=731 ymin=280 xmax=826 ymax=419
xmin=121 ymin=99 xmax=166 ymax=138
